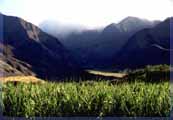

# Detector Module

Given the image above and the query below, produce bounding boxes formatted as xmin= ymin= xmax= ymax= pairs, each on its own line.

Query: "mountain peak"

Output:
xmin=117 ymin=16 xmax=156 ymax=33
xmin=119 ymin=16 xmax=149 ymax=24
xmin=115 ymin=16 xmax=171 ymax=69
xmin=107 ymin=23 xmax=117 ymax=27
xmin=102 ymin=23 xmax=120 ymax=34
xmin=124 ymin=16 xmax=140 ymax=20
xmin=164 ymin=17 xmax=173 ymax=22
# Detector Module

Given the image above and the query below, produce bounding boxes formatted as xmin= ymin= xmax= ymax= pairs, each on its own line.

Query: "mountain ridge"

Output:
xmin=1 ymin=13 xmax=171 ymax=77
xmin=0 ymin=13 xmax=81 ymax=79
xmin=39 ymin=16 xmax=161 ymax=69
xmin=114 ymin=17 xmax=172 ymax=69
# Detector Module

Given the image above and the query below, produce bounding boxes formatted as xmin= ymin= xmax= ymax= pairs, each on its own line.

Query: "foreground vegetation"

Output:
xmin=1 ymin=65 xmax=171 ymax=117
xmin=2 ymin=81 xmax=170 ymax=117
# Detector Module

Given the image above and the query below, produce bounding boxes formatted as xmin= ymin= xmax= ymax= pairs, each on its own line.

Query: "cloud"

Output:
xmin=170 ymin=0 xmax=173 ymax=4
xmin=0 ymin=0 xmax=172 ymax=28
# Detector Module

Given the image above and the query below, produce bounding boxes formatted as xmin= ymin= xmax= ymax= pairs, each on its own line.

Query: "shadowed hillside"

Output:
xmin=40 ymin=17 xmax=159 ymax=69
xmin=114 ymin=17 xmax=172 ymax=69
xmin=0 ymin=13 xmax=81 ymax=79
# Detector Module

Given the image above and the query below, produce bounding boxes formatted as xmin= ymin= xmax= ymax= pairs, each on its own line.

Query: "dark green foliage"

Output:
xmin=127 ymin=65 xmax=170 ymax=82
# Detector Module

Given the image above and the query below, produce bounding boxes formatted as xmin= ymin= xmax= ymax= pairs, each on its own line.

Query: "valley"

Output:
xmin=0 ymin=12 xmax=172 ymax=117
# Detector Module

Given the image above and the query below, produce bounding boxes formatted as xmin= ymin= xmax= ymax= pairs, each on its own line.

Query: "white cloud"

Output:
xmin=0 ymin=0 xmax=172 ymax=28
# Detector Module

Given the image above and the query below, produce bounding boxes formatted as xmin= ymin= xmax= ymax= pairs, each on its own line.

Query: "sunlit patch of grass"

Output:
xmin=0 ymin=76 xmax=45 ymax=84
xmin=86 ymin=70 xmax=127 ymax=78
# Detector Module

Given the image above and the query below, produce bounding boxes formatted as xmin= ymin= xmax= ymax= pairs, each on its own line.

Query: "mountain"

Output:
xmin=39 ymin=17 xmax=160 ymax=69
xmin=0 ymin=13 xmax=80 ymax=79
xmin=0 ymin=53 xmax=36 ymax=76
xmin=61 ymin=29 xmax=102 ymax=66
xmin=39 ymin=22 xmax=102 ymax=67
xmin=84 ymin=23 xmax=124 ymax=68
xmin=114 ymin=17 xmax=172 ymax=69
xmin=93 ymin=17 xmax=159 ymax=54
xmin=117 ymin=16 xmax=159 ymax=34
xmin=84 ymin=17 xmax=159 ymax=68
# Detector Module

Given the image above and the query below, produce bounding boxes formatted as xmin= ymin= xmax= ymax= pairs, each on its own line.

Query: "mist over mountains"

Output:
xmin=40 ymin=17 xmax=162 ymax=69
xmin=39 ymin=20 xmax=87 ymax=39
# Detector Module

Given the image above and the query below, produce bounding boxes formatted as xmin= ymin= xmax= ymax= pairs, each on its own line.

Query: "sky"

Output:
xmin=0 ymin=0 xmax=173 ymax=28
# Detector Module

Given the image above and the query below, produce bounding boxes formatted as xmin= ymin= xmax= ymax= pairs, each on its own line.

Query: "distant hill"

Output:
xmin=0 ymin=13 xmax=80 ymax=79
xmin=80 ymin=17 xmax=159 ymax=68
xmin=39 ymin=21 xmax=102 ymax=67
xmin=117 ymin=16 xmax=160 ymax=34
xmin=114 ymin=17 xmax=172 ymax=69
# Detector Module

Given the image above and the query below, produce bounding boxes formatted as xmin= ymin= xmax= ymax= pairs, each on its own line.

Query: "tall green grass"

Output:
xmin=2 ymin=81 xmax=170 ymax=117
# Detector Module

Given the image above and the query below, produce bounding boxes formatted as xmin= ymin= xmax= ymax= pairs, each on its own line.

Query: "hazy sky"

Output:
xmin=0 ymin=0 xmax=173 ymax=28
